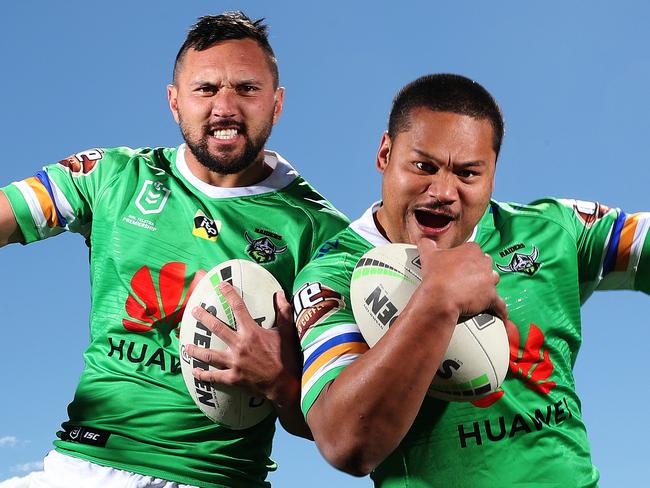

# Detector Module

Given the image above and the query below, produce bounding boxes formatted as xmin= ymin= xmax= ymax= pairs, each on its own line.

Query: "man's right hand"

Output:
xmin=0 ymin=191 xmax=24 ymax=247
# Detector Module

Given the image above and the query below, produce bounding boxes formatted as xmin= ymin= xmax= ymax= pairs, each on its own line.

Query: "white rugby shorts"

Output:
xmin=0 ymin=450 xmax=199 ymax=488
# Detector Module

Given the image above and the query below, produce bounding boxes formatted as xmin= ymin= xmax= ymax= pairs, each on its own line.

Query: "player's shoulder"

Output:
xmin=490 ymin=197 xmax=621 ymax=243
xmin=491 ymin=197 xmax=580 ymax=227
xmin=493 ymin=196 xmax=566 ymax=215
xmin=295 ymin=226 xmax=371 ymax=291
xmin=281 ymin=177 xmax=348 ymax=224
xmin=101 ymin=146 xmax=176 ymax=172
xmin=54 ymin=146 xmax=175 ymax=178
xmin=493 ymin=196 xmax=616 ymax=224
xmin=267 ymin=151 xmax=347 ymax=223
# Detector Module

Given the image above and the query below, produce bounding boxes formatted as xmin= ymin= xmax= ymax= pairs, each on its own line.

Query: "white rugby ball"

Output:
xmin=350 ymin=244 xmax=509 ymax=402
xmin=179 ymin=259 xmax=282 ymax=429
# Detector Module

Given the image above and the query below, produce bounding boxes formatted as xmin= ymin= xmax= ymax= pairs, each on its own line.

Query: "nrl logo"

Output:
xmin=245 ymin=231 xmax=287 ymax=264
xmin=496 ymin=247 xmax=541 ymax=276
xmin=135 ymin=180 xmax=171 ymax=215
xmin=68 ymin=427 xmax=82 ymax=440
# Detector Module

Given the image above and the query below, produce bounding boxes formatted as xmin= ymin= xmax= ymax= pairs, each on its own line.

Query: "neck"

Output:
xmin=183 ymin=147 xmax=272 ymax=188
xmin=374 ymin=206 xmax=395 ymax=243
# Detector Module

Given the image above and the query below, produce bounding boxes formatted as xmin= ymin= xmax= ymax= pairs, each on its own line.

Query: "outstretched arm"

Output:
xmin=305 ymin=240 xmax=507 ymax=476
xmin=0 ymin=191 xmax=24 ymax=247
xmin=186 ymin=283 xmax=311 ymax=438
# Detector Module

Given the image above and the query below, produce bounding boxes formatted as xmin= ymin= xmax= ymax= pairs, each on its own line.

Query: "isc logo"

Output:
xmin=364 ymin=286 xmax=398 ymax=327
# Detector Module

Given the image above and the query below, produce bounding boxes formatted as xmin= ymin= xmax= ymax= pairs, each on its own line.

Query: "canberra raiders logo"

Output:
xmin=245 ymin=231 xmax=287 ymax=264
xmin=496 ymin=246 xmax=541 ymax=276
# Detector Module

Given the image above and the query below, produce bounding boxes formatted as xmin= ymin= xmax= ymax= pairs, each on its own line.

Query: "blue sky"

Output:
xmin=1 ymin=1 xmax=648 ymax=486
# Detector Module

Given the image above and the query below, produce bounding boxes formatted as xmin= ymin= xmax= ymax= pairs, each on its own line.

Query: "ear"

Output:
xmin=376 ymin=131 xmax=392 ymax=174
xmin=272 ymin=86 xmax=285 ymax=125
xmin=167 ymin=84 xmax=180 ymax=124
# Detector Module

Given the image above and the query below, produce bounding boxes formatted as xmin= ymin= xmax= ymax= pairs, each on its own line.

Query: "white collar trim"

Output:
xmin=350 ymin=201 xmax=390 ymax=246
xmin=174 ymin=144 xmax=298 ymax=198
xmin=350 ymin=201 xmax=478 ymax=246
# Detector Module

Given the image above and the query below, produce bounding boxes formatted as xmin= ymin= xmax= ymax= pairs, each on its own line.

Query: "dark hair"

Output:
xmin=388 ymin=74 xmax=505 ymax=157
xmin=173 ymin=12 xmax=279 ymax=87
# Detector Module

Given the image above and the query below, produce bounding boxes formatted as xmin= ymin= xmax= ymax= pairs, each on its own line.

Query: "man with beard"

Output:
xmin=292 ymin=74 xmax=649 ymax=487
xmin=0 ymin=12 xmax=347 ymax=488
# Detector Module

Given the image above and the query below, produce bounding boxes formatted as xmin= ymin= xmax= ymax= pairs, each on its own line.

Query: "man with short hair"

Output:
xmin=293 ymin=73 xmax=649 ymax=487
xmin=0 ymin=12 xmax=347 ymax=488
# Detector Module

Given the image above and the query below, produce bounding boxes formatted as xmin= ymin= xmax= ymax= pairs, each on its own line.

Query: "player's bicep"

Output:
xmin=0 ymin=190 xmax=24 ymax=246
xmin=594 ymin=210 xmax=650 ymax=291
xmin=560 ymin=199 xmax=650 ymax=295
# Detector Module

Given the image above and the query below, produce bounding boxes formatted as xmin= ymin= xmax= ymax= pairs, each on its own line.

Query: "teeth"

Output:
xmin=213 ymin=129 xmax=238 ymax=139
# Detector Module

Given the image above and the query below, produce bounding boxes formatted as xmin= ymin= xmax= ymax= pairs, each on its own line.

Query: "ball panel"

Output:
xmin=350 ymin=244 xmax=509 ymax=402
xmin=428 ymin=316 xmax=507 ymax=401
xmin=351 ymin=245 xmax=421 ymax=348
xmin=179 ymin=259 xmax=281 ymax=429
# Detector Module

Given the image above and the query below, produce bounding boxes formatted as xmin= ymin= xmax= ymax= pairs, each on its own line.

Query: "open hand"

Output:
xmin=184 ymin=281 xmax=301 ymax=407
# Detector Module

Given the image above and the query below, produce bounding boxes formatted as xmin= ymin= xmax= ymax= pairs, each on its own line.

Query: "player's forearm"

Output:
xmin=272 ymin=372 xmax=313 ymax=439
xmin=307 ymin=298 xmax=458 ymax=476
xmin=0 ymin=191 xmax=24 ymax=247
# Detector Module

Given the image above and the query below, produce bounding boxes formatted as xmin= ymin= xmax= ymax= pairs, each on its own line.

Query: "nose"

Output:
xmin=427 ymin=171 xmax=458 ymax=204
xmin=211 ymin=87 xmax=238 ymax=118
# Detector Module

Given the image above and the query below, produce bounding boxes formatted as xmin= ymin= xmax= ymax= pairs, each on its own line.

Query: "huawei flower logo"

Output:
xmin=473 ymin=323 xmax=556 ymax=408
xmin=123 ymin=262 xmax=205 ymax=335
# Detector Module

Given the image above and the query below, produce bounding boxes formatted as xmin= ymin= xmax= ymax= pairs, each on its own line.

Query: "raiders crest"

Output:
xmin=496 ymin=246 xmax=541 ymax=276
xmin=245 ymin=231 xmax=287 ymax=264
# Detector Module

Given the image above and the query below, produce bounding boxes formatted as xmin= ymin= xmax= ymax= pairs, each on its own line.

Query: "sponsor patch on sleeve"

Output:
xmin=293 ymin=282 xmax=346 ymax=339
xmin=58 ymin=148 xmax=104 ymax=176
xmin=560 ymin=199 xmax=611 ymax=227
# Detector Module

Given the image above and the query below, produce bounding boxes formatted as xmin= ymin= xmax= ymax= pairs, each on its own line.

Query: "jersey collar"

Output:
xmin=350 ymin=201 xmax=478 ymax=246
xmin=174 ymin=144 xmax=298 ymax=198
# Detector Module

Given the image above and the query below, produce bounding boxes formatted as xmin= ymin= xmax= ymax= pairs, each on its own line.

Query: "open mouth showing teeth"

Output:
xmin=414 ymin=209 xmax=453 ymax=229
xmin=212 ymin=128 xmax=238 ymax=140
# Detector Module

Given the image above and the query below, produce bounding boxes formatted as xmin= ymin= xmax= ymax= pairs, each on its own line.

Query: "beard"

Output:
xmin=179 ymin=116 xmax=273 ymax=175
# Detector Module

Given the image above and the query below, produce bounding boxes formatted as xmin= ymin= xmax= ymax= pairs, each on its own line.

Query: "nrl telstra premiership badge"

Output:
xmin=135 ymin=180 xmax=171 ymax=215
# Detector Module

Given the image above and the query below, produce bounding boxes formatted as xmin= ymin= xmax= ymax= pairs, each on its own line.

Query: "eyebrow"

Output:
xmin=188 ymin=78 xmax=263 ymax=87
xmin=412 ymin=148 xmax=486 ymax=167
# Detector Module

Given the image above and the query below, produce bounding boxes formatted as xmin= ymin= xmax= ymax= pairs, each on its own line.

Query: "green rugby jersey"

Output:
xmin=2 ymin=145 xmax=348 ymax=488
xmin=293 ymin=200 xmax=650 ymax=487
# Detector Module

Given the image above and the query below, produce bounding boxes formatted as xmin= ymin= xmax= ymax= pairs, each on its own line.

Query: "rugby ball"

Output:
xmin=350 ymin=244 xmax=509 ymax=402
xmin=179 ymin=259 xmax=282 ymax=429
